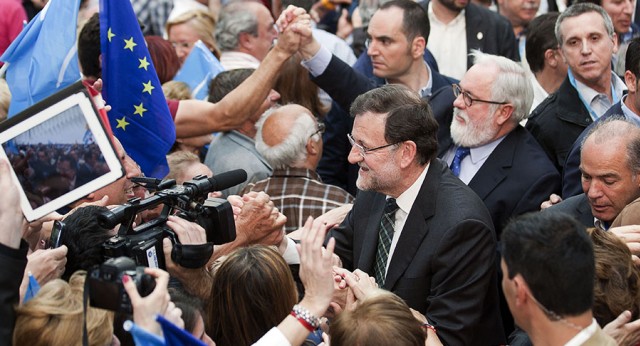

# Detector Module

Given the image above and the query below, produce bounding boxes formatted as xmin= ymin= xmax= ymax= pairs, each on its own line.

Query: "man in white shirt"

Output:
xmin=501 ymin=212 xmax=617 ymax=345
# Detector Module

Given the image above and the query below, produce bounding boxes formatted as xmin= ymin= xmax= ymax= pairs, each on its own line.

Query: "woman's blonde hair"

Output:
xmin=166 ymin=9 xmax=221 ymax=58
xmin=13 ymin=271 xmax=114 ymax=346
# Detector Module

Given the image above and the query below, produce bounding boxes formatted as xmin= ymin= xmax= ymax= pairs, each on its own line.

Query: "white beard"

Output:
xmin=450 ymin=108 xmax=499 ymax=147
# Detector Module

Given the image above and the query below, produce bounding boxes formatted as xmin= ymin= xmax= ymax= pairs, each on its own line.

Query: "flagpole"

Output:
xmin=0 ymin=63 xmax=8 ymax=79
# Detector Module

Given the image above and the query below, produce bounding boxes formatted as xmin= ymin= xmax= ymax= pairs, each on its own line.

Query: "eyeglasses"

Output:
xmin=347 ymin=133 xmax=399 ymax=157
xmin=452 ymin=84 xmax=508 ymax=108
xmin=170 ymin=41 xmax=195 ymax=51
xmin=310 ymin=122 xmax=325 ymax=139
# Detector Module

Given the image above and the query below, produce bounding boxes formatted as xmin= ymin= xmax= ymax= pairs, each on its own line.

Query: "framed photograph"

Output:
xmin=0 ymin=81 xmax=124 ymax=221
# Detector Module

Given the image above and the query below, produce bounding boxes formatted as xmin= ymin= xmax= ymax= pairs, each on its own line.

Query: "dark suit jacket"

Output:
xmin=0 ymin=241 xmax=28 ymax=346
xmin=544 ymin=193 xmax=594 ymax=228
xmin=314 ymin=54 xmax=456 ymax=195
xmin=440 ymin=126 xmax=561 ymax=237
xmin=329 ymin=159 xmax=505 ymax=345
xmin=525 ymin=77 xmax=592 ymax=173
xmin=420 ymin=1 xmax=518 ymax=68
xmin=562 ymin=102 xmax=625 ymax=198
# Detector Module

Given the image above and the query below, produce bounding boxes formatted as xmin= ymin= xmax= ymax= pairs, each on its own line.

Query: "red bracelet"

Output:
xmin=291 ymin=311 xmax=315 ymax=332
xmin=421 ymin=322 xmax=437 ymax=334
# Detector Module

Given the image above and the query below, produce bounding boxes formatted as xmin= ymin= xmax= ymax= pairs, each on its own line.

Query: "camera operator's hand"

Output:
xmin=162 ymin=217 xmax=213 ymax=300
xmin=123 ymin=268 xmax=183 ymax=336
xmin=0 ymin=159 xmax=25 ymax=249
xmin=234 ymin=192 xmax=286 ymax=246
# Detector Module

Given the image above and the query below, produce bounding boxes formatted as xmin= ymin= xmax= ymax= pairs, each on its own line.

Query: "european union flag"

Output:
xmin=0 ymin=0 xmax=81 ymax=117
xmin=99 ymin=0 xmax=176 ymax=178
xmin=123 ymin=320 xmax=164 ymax=346
xmin=173 ymin=40 xmax=225 ymax=101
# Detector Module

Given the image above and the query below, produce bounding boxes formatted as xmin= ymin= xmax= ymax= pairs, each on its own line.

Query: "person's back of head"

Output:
xmin=78 ymin=12 xmax=102 ymax=79
xmin=206 ymin=245 xmax=297 ymax=346
xmin=330 ymin=290 xmax=425 ymax=346
xmin=60 ymin=205 xmax=114 ymax=280
xmin=255 ymin=104 xmax=321 ymax=169
xmin=502 ymin=212 xmax=594 ymax=322
xmin=145 ymin=35 xmax=181 ymax=84
xmin=208 ymin=68 xmax=254 ymax=103
xmin=588 ymin=227 xmax=640 ymax=326
xmin=166 ymin=150 xmax=213 ymax=184
xmin=13 ymin=271 xmax=114 ymax=346
xmin=626 ymin=36 xmax=640 ymax=79
xmin=526 ymin=12 xmax=561 ymax=74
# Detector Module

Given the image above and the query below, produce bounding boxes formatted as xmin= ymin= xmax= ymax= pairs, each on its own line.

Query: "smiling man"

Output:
xmin=526 ymin=3 xmax=626 ymax=173
xmin=328 ymin=84 xmax=505 ymax=345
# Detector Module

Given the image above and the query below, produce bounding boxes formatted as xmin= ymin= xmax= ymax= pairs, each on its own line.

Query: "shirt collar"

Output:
xmin=384 ymin=61 xmax=433 ymax=98
xmin=468 ymin=135 xmax=506 ymax=163
xmin=574 ymin=72 xmax=626 ymax=105
xmin=563 ymin=319 xmax=598 ymax=346
xmin=395 ymin=163 xmax=430 ymax=215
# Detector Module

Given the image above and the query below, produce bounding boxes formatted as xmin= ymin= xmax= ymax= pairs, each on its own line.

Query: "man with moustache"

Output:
xmin=328 ymin=84 xmax=505 ymax=345
xmin=440 ymin=51 xmax=560 ymax=238
xmin=526 ymin=3 xmax=627 ymax=173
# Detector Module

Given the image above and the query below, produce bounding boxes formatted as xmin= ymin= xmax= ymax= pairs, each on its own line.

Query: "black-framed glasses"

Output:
xmin=310 ymin=122 xmax=325 ymax=138
xmin=347 ymin=133 xmax=399 ymax=157
xmin=452 ymin=84 xmax=508 ymax=108
xmin=49 ymin=220 xmax=64 ymax=249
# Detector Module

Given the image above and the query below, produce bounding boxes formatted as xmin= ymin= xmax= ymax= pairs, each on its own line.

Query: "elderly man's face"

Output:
xmin=450 ymin=63 xmax=504 ymax=147
xmin=581 ymin=136 xmax=640 ymax=222
xmin=498 ymin=0 xmax=540 ymax=28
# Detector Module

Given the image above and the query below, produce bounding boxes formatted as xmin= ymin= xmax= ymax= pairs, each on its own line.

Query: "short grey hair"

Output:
xmin=215 ymin=3 xmax=259 ymax=51
xmin=555 ymin=3 xmax=615 ymax=45
xmin=255 ymin=107 xmax=318 ymax=169
xmin=470 ymin=50 xmax=533 ymax=123
xmin=581 ymin=117 xmax=640 ymax=174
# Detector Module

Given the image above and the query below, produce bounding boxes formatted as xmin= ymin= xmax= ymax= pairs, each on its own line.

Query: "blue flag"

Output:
xmin=99 ymin=0 xmax=176 ymax=178
xmin=0 ymin=0 xmax=81 ymax=117
xmin=123 ymin=320 xmax=165 ymax=346
xmin=173 ymin=40 xmax=225 ymax=100
xmin=157 ymin=314 xmax=206 ymax=346
xmin=22 ymin=272 xmax=40 ymax=304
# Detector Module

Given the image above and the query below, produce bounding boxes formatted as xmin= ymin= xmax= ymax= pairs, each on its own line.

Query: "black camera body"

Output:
xmin=98 ymin=170 xmax=246 ymax=269
xmin=88 ymin=256 xmax=156 ymax=313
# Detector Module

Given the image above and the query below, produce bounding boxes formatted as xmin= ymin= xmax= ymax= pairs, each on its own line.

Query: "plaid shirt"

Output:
xmin=242 ymin=167 xmax=354 ymax=233
xmin=131 ymin=0 xmax=173 ymax=36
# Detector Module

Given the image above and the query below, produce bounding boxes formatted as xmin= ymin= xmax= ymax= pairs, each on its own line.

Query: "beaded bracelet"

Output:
xmin=291 ymin=304 xmax=320 ymax=332
xmin=421 ymin=322 xmax=437 ymax=334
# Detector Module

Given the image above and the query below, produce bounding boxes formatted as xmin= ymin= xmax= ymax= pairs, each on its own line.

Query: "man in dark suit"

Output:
xmin=562 ymin=36 xmax=640 ymax=198
xmin=546 ymin=119 xmax=640 ymax=232
xmin=294 ymin=0 xmax=457 ymax=195
xmin=440 ymin=51 xmax=560 ymax=238
xmin=421 ymin=0 xmax=518 ymax=79
xmin=328 ymin=85 xmax=505 ymax=345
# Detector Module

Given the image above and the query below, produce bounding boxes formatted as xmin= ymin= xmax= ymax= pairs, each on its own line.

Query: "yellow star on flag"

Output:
xmin=133 ymin=102 xmax=147 ymax=117
xmin=142 ymin=80 xmax=155 ymax=94
xmin=116 ymin=116 xmax=130 ymax=130
xmin=107 ymin=28 xmax=115 ymax=42
xmin=138 ymin=56 xmax=150 ymax=71
xmin=124 ymin=37 xmax=137 ymax=51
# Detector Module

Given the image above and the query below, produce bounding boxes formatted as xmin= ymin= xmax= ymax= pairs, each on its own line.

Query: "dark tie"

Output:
xmin=374 ymin=198 xmax=399 ymax=286
xmin=450 ymin=146 xmax=470 ymax=177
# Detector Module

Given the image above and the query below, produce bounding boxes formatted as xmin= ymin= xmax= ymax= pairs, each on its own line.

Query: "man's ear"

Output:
xmin=544 ymin=48 xmax=558 ymax=68
xmin=306 ymin=137 xmax=320 ymax=156
xmin=411 ymin=36 xmax=426 ymax=60
xmin=624 ymin=70 xmax=637 ymax=93
xmin=398 ymin=140 xmax=418 ymax=168
xmin=238 ymin=32 xmax=253 ymax=50
xmin=513 ymin=275 xmax=530 ymax=307
xmin=495 ymin=104 xmax=515 ymax=126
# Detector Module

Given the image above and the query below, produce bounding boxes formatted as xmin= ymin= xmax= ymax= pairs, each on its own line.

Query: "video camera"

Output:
xmin=97 ymin=169 xmax=247 ymax=270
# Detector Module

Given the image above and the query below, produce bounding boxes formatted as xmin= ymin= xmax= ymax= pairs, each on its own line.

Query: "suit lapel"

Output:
xmin=467 ymin=128 xmax=520 ymax=200
xmin=383 ymin=160 xmax=441 ymax=290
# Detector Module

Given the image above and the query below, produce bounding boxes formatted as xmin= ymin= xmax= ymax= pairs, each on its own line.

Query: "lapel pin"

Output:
xmin=477 ymin=32 xmax=483 ymax=40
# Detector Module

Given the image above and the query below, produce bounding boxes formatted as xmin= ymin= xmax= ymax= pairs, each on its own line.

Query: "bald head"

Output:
xmin=255 ymin=104 xmax=322 ymax=170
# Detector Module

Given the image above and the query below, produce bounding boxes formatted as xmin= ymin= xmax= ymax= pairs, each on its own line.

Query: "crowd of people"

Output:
xmin=2 ymin=0 xmax=640 ymax=345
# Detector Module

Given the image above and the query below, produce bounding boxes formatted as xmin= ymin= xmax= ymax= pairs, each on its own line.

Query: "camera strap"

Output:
xmin=82 ymin=276 xmax=90 ymax=346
